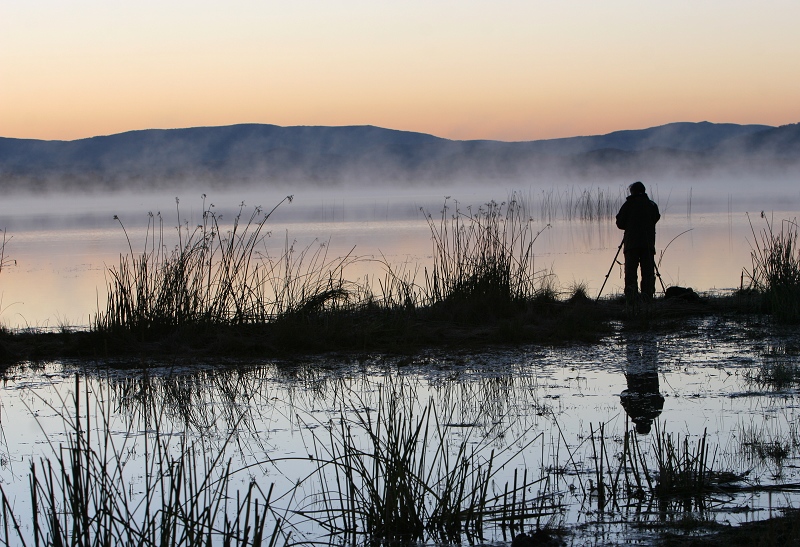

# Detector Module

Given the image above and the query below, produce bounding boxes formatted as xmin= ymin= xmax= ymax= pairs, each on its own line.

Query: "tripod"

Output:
xmin=596 ymin=237 xmax=624 ymax=302
xmin=596 ymin=240 xmax=666 ymax=301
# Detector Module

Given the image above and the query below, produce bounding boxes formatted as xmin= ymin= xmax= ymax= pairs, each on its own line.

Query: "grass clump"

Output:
xmin=292 ymin=377 xmax=556 ymax=544
xmin=97 ymin=196 xmax=293 ymax=332
xmin=422 ymin=196 xmax=552 ymax=321
xmin=651 ymin=425 xmax=718 ymax=499
xmin=744 ymin=213 xmax=800 ymax=322
xmin=95 ymin=195 xmax=367 ymax=336
xmin=0 ymin=375 xmax=283 ymax=547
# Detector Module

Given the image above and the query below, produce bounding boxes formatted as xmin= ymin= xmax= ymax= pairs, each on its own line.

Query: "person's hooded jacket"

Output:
xmin=615 ymin=193 xmax=660 ymax=252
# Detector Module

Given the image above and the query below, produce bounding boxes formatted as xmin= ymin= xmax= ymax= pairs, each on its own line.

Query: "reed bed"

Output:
xmin=744 ymin=213 xmax=800 ymax=322
xmin=291 ymin=377 xmax=561 ymax=544
xmin=525 ymin=186 xmax=623 ymax=223
xmin=95 ymin=195 xmax=371 ymax=333
xmin=94 ymin=195 xmax=558 ymax=337
xmin=0 ymin=375 xmax=283 ymax=547
xmin=422 ymin=196 xmax=551 ymax=315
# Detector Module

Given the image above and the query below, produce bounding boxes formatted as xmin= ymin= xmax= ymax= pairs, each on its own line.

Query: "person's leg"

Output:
xmin=624 ymin=251 xmax=639 ymax=301
xmin=640 ymin=250 xmax=656 ymax=300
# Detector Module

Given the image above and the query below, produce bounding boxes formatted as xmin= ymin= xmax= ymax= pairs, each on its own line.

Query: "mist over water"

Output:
xmin=0 ymin=177 xmax=798 ymax=329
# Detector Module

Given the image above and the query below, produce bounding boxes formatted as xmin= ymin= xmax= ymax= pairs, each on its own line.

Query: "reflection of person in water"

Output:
xmin=620 ymin=335 xmax=664 ymax=435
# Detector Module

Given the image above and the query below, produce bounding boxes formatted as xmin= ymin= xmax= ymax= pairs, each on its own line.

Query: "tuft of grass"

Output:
xmin=650 ymin=424 xmax=743 ymax=501
xmin=744 ymin=213 xmax=800 ymax=322
xmin=421 ymin=196 xmax=552 ymax=320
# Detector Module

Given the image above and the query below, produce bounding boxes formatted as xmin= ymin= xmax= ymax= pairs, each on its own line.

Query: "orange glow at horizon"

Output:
xmin=2 ymin=2 xmax=799 ymax=142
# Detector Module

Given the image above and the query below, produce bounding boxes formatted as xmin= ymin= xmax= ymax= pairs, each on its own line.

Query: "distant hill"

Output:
xmin=0 ymin=121 xmax=797 ymax=192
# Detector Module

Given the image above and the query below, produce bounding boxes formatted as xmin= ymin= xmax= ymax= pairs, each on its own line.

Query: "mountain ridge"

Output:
xmin=1 ymin=121 xmax=798 ymax=192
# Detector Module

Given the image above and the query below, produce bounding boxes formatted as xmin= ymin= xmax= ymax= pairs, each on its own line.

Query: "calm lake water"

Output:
xmin=1 ymin=319 xmax=800 ymax=545
xmin=1 ymin=183 xmax=800 ymax=545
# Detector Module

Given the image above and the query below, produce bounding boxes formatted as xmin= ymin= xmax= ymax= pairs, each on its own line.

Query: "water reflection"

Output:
xmin=620 ymin=333 xmax=664 ymax=434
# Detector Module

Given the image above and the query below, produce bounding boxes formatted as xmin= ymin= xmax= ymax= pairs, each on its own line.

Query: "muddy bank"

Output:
xmin=0 ymin=292 xmax=761 ymax=366
xmin=659 ymin=509 xmax=800 ymax=546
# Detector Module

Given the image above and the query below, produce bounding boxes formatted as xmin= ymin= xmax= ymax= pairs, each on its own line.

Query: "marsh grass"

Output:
xmin=651 ymin=425 xmax=717 ymax=499
xmin=582 ymin=421 xmax=747 ymax=517
xmin=739 ymin=424 xmax=792 ymax=476
xmin=422 ymin=196 xmax=552 ymax=319
xmin=743 ymin=346 xmax=800 ymax=390
xmin=744 ymin=213 xmax=800 ymax=322
xmin=94 ymin=194 xmax=567 ymax=347
xmin=291 ymin=378 xmax=562 ymax=544
xmin=97 ymin=196 xmax=293 ymax=332
xmin=0 ymin=375 xmax=283 ymax=547
xmin=528 ymin=187 xmax=623 ymax=223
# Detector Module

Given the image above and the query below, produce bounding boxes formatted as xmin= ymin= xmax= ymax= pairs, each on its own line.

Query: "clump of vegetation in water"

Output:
xmin=0 ymin=376 xmax=282 ymax=547
xmin=744 ymin=345 xmax=800 ymax=390
xmin=292 ymin=376 xmax=564 ymax=544
xmin=744 ymin=213 xmax=800 ymax=322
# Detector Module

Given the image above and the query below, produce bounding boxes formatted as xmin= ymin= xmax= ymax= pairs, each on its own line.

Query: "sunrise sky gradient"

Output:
xmin=2 ymin=1 xmax=799 ymax=142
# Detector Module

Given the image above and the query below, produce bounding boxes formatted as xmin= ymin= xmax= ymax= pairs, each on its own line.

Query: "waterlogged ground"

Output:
xmin=1 ymin=316 xmax=799 ymax=545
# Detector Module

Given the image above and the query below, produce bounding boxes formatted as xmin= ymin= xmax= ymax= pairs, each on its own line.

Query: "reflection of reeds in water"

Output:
xmin=292 ymin=377 xmax=559 ymax=543
xmin=2 ymin=370 xmax=568 ymax=545
xmin=7 ymin=365 xmax=792 ymax=545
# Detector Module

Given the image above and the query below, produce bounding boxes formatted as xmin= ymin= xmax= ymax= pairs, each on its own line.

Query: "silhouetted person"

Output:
xmin=620 ymin=335 xmax=664 ymax=435
xmin=615 ymin=181 xmax=660 ymax=302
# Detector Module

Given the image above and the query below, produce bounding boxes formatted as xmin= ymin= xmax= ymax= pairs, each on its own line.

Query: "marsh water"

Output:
xmin=1 ymin=184 xmax=800 ymax=545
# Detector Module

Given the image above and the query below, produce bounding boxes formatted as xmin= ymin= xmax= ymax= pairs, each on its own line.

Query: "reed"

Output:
xmin=529 ymin=186 xmax=623 ymax=223
xmin=744 ymin=212 xmax=800 ymax=322
xmin=94 ymin=196 xmax=377 ymax=334
xmin=0 ymin=374 xmax=283 ymax=547
xmin=580 ymin=419 xmax=751 ymax=517
xmin=292 ymin=377 xmax=558 ymax=544
xmin=651 ymin=424 xmax=719 ymax=499
xmin=421 ymin=196 xmax=551 ymax=317
xmin=0 ymin=229 xmax=10 ymax=276
xmin=96 ymin=197 xmax=287 ymax=331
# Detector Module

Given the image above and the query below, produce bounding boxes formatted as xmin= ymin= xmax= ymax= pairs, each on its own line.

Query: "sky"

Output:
xmin=2 ymin=1 xmax=800 ymax=142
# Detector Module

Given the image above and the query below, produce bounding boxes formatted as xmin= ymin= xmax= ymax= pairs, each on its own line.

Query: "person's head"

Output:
xmin=629 ymin=181 xmax=646 ymax=195
xmin=634 ymin=419 xmax=652 ymax=435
